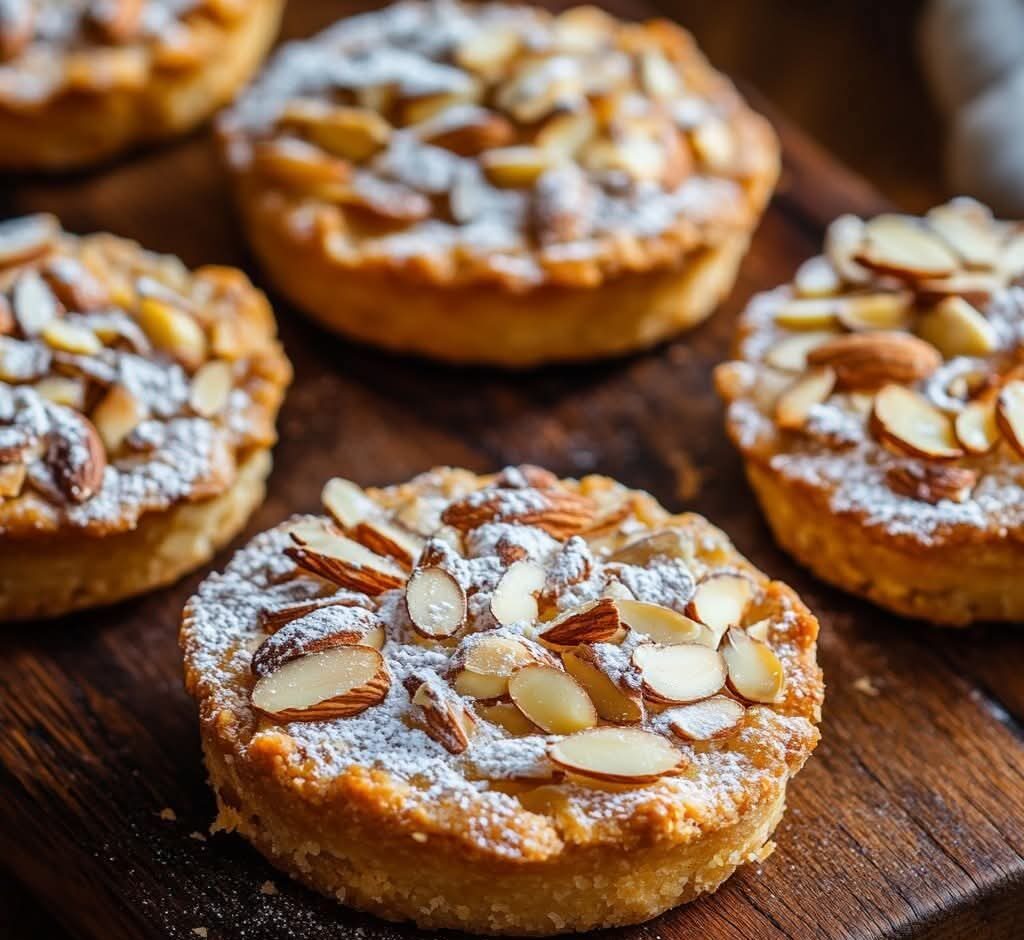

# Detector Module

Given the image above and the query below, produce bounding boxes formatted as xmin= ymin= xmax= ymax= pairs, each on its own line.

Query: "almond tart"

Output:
xmin=0 ymin=214 xmax=290 ymax=620
xmin=216 ymin=1 xmax=779 ymax=367
xmin=0 ymin=0 xmax=284 ymax=171
xmin=180 ymin=465 xmax=822 ymax=935
xmin=716 ymin=198 xmax=1024 ymax=626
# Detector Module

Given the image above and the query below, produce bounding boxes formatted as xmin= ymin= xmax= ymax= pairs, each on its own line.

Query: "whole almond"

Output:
xmin=807 ymin=331 xmax=942 ymax=390
xmin=884 ymin=463 xmax=976 ymax=505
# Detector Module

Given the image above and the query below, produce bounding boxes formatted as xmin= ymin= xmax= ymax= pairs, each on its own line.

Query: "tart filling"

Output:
xmin=0 ymin=213 xmax=289 ymax=538
xmin=218 ymin=0 xmax=777 ymax=290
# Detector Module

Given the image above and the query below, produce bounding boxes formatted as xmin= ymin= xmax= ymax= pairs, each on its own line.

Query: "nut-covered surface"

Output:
xmin=218 ymin=0 xmax=778 ymax=291
xmin=0 ymin=214 xmax=290 ymax=539
xmin=717 ymin=199 xmax=1024 ymax=553
xmin=180 ymin=466 xmax=821 ymax=931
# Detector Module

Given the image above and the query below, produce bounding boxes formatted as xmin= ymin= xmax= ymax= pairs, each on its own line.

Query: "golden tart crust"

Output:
xmin=218 ymin=1 xmax=779 ymax=366
xmin=0 ymin=215 xmax=290 ymax=619
xmin=717 ymin=198 xmax=1024 ymax=625
xmin=180 ymin=466 xmax=822 ymax=935
xmin=0 ymin=0 xmax=284 ymax=171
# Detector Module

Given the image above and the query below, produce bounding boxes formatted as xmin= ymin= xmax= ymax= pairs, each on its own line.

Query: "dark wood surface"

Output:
xmin=1 ymin=2 xmax=1023 ymax=938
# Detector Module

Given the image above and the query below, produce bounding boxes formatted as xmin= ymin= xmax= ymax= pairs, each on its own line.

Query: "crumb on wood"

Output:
xmin=158 ymin=807 xmax=177 ymax=821
xmin=192 ymin=929 xmax=207 ymax=938
xmin=852 ymin=676 xmax=880 ymax=696
xmin=260 ymin=880 xmax=278 ymax=896
xmin=190 ymin=831 xmax=207 ymax=842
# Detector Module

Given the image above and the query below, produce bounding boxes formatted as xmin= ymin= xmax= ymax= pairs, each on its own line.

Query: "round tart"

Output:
xmin=716 ymin=198 xmax=1024 ymax=626
xmin=0 ymin=214 xmax=290 ymax=620
xmin=180 ymin=466 xmax=822 ymax=935
xmin=217 ymin=1 xmax=779 ymax=367
xmin=0 ymin=0 xmax=284 ymax=171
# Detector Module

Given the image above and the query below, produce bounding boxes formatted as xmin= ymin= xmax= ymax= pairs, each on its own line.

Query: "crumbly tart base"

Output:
xmin=181 ymin=468 xmax=822 ymax=935
xmin=242 ymin=194 xmax=754 ymax=366
xmin=745 ymin=461 xmax=1024 ymax=626
xmin=0 ymin=0 xmax=283 ymax=171
xmin=0 ymin=448 xmax=269 ymax=621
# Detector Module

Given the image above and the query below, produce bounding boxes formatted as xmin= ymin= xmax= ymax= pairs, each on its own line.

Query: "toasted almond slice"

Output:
xmin=914 ymin=273 xmax=999 ymax=309
xmin=746 ymin=619 xmax=771 ymax=643
xmin=825 ymin=214 xmax=872 ymax=284
xmin=478 ymin=701 xmax=538 ymax=735
xmin=258 ymin=594 xmax=372 ymax=632
xmin=956 ymin=397 xmax=1000 ymax=455
xmin=91 ymin=384 xmax=145 ymax=453
xmin=0 ymin=462 xmax=26 ymax=499
xmin=633 ymin=644 xmax=727 ymax=705
xmin=856 ymin=214 xmax=959 ymax=280
xmin=722 ymin=628 xmax=785 ymax=703
xmin=686 ymin=573 xmax=755 ymax=644
xmin=33 ymin=375 xmax=85 ymax=409
xmin=453 ymin=669 xmax=509 ymax=700
xmin=13 ymin=271 xmax=60 ymax=337
xmin=996 ymin=379 xmax=1024 ymax=457
xmin=0 ymin=215 xmax=57 ymax=269
xmin=836 ymin=292 xmax=913 ymax=332
xmin=538 ymin=597 xmax=623 ymax=646
xmin=609 ymin=529 xmax=690 ymax=566
xmin=40 ymin=318 xmax=101 ymax=356
xmin=665 ymin=695 xmax=746 ymax=742
xmin=794 ymin=256 xmax=842 ymax=298
xmin=916 ymin=297 xmax=999 ymax=358
xmin=774 ymin=366 xmax=836 ymax=431
xmin=350 ymin=519 xmax=422 ymax=569
xmin=614 ymin=599 xmax=714 ymax=647
xmin=420 ymin=106 xmax=515 ymax=156
xmin=491 ymin=560 xmax=547 ymax=626
xmin=137 ymin=297 xmax=207 ymax=371
xmin=251 ymin=645 xmax=389 ymax=722
xmin=508 ymin=664 xmax=597 ymax=734
xmin=411 ymin=676 xmax=477 ymax=754
xmin=639 ymin=49 xmax=681 ymax=99
xmin=321 ymin=476 xmax=375 ymax=528
xmin=481 ymin=146 xmax=553 ymax=188
xmin=561 ymin=647 xmax=643 ymax=723
xmin=926 ymin=204 xmax=1000 ymax=269
xmin=251 ymin=606 xmax=384 ymax=677
xmin=281 ymin=101 xmax=390 ymax=162
xmin=871 ymin=384 xmax=963 ymax=460
xmin=252 ymin=138 xmax=350 ymax=190
xmin=806 ymin=332 xmax=942 ymax=390
xmin=287 ymin=524 xmax=407 ymax=594
xmin=885 ymin=463 xmax=976 ymax=504
xmin=461 ymin=635 xmax=547 ymax=677
xmin=765 ymin=331 xmax=837 ymax=373
xmin=552 ymin=5 xmax=615 ymax=52
xmin=690 ymin=119 xmax=735 ymax=174
xmin=405 ymin=566 xmax=467 ymax=638
xmin=535 ymin=108 xmax=597 ymax=163
xmin=442 ymin=487 xmax=595 ymax=539
xmin=453 ymin=25 xmax=520 ymax=78
xmin=548 ymin=727 xmax=682 ymax=784
xmin=188 ymin=359 xmax=233 ymax=418
xmin=773 ymin=298 xmax=839 ymax=331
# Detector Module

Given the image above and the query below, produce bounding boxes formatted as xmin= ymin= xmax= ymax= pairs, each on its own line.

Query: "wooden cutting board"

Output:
xmin=1 ymin=2 xmax=1022 ymax=938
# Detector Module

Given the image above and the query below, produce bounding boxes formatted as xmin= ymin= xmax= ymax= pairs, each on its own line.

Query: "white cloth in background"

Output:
xmin=920 ymin=0 xmax=1024 ymax=214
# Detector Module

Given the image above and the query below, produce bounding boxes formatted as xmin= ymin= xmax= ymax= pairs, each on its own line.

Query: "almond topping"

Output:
xmin=685 ymin=573 xmax=755 ymax=643
xmin=765 ymin=331 xmax=837 ymax=373
xmin=774 ymin=366 xmax=836 ymax=431
xmin=561 ymin=647 xmax=643 ymax=723
xmin=535 ymin=109 xmax=596 ymax=160
xmin=871 ymin=384 xmax=963 ymax=460
xmin=793 ymin=256 xmax=842 ymax=298
xmin=189 ymin=359 xmax=233 ymax=418
xmin=996 ymin=379 xmax=1024 ymax=457
xmin=281 ymin=101 xmax=391 ymax=162
xmin=321 ymin=476 xmax=376 ymax=529
xmin=548 ymin=727 xmax=682 ymax=784
xmin=136 ymin=298 xmax=207 ymax=371
xmin=258 ymin=594 xmax=371 ymax=633
xmin=251 ymin=607 xmax=384 ymax=678
xmin=47 ymin=411 xmax=106 ymax=503
xmin=478 ymin=701 xmax=538 ymax=736
xmin=33 ymin=376 xmax=85 ymax=409
xmin=855 ymin=215 xmax=959 ymax=280
xmin=91 ymin=384 xmax=145 ymax=453
xmin=825 ymin=214 xmax=871 ymax=284
xmin=480 ymin=146 xmax=553 ymax=188
xmin=772 ymin=298 xmax=839 ymax=331
xmin=913 ymin=273 xmax=999 ymax=309
xmin=410 ymin=675 xmax=477 ymax=754
xmin=286 ymin=523 xmax=406 ymax=594
xmin=926 ymin=203 xmax=1000 ymax=270
xmin=41 ymin=319 xmax=101 ymax=356
xmin=955 ymin=398 xmax=1000 ymax=455
xmin=609 ymin=529 xmax=690 ymax=566
xmin=0 ymin=462 xmax=26 ymax=499
xmin=614 ymin=599 xmax=715 ymax=647
xmin=452 ymin=669 xmax=509 ymax=700
xmin=350 ymin=520 xmax=423 ymax=569
xmin=806 ymin=331 xmax=942 ymax=390
xmin=453 ymin=26 xmax=520 ymax=78
xmin=491 ymin=559 xmax=546 ymax=626
xmin=421 ymin=107 xmax=515 ymax=157
xmin=836 ymin=292 xmax=913 ymax=332
xmin=442 ymin=487 xmax=595 ymax=539
xmin=405 ymin=566 xmax=467 ymax=638
xmin=665 ymin=695 xmax=746 ymax=742
xmin=632 ymin=643 xmax=727 ymax=705
xmin=13 ymin=271 xmax=60 ymax=336
xmin=461 ymin=635 xmax=548 ymax=678
xmin=885 ymin=463 xmax=976 ymax=504
xmin=251 ymin=645 xmax=389 ymax=722
xmin=722 ymin=628 xmax=785 ymax=703
xmin=916 ymin=297 xmax=999 ymax=358
xmin=0 ymin=215 xmax=57 ymax=269
xmin=538 ymin=597 xmax=623 ymax=647
xmin=508 ymin=664 xmax=597 ymax=735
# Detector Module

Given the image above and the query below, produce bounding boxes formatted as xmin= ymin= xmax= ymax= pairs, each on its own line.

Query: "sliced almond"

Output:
xmin=686 ymin=573 xmax=755 ymax=644
xmin=286 ymin=524 xmax=407 ymax=594
xmin=0 ymin=215 xmax=58 ymax=269
xmin=885 ymin=463 xmax=976 ymax=504
xmin=405 ymin=566 xmax=467 ymax=638
xmin=871 ymin=384 xmax=963 ymax=460
xmin=47 ymin=410 xmax=106 ymax=503
xmin=252 ymin=138 xmax=351 ymax=191
xmin=794 ymin=256 xmax=842 ymax=298
xmin=632 ymin=643 xmax=727 ymax=705
xmin=460 ymin=634 xmax=549 ymax=678
xmin=914 ymin=272 xmax=999 ymax=309
xmin=420 ymin=107 xmax=515 ymax=157
xmin=722 ymin=628 xmax=785 ymax=703
xmin=664 ymin=695 xmax=744 ymax=742
xmin=13 ymin=271 xmax=60 ymax=337
xmin=690 ymin=119 xmax=735 ymax=174
xmin=956 ymin=398 xmax=1000 ymax=455
xmin=478 ymin=701 xmax=538 ymax=736
xmin=926 ymin=203 xmax=1000 ymax=270
xmin=609 ymin=529 xmax=690 ymax=566
xmin=91 ymin=384 xmax=145 ymax=453
xmin=916 ymin=296 xmax=999 ymax=358
xmin=410 ymin=676 xmax=477 ymax=754
xmin=281 ymin=101 xmax=390 ymax=162
xmin=442 ymin=487 xmax=595 ymax=539
xmin=538 ymin=597 xmax=623 ymax=647
xmin=746 ymin=619 xmax=771 ymax=643
xmin=321 ymin=476 xmax=376 ymax=529
xmin=535 ymin=109 xmax=596 ymax=161
xmin=350 ymin=520 xmax=422 ymax=569
xmin=806 ymin=332 xmax=942 ymax=390
xmin=189 ymin=359 xmax=233 ymax=418
xmin=996 ymin=379 xmax=1024 ymax=457
xmin=481 ymin=146 xmax=553 ymax=188
xmin=251 ymin=607 xmax=384 ymax=677
xmin=774 ymin=366 xmax=836 ymax=431
xmin=251 ymin=645 xmax=389 ymax=722
xmin=452 ymin=669 xmax=509 ymax=700
xmin=561 ymin=647 xmax=643 ymax=723
xmin=614 ymin=599 xmax=714 ymax=647
xmin=765 ymin=331 xmax=837 ymax=373
xmin=491 ymin=559 xmax=546 ymax=626
xmin=136 ymin=297 xmax=207 ymax=371
xmin=825 ymin=214 xmax=872 ymax=285
xmin=258 ymin=594 xmax=371 ymax=633
xmin=40 ymin=318 xmax=101 ymax=356
xmin=33 ymin=375 xmax=85 ymax=409
xmin=639 ymin=49 xmax=681 ymax=99
xmin=836 ymin=292 xmax=914 ymax=332
xmin=453 ymin=26 xmax=520 ymax=78
xmin=508 ymin=664 xmax=597 ymax=734
xmin=548 ymin=727 xmax=682 ymax=784
xmin=772 ymin=298 xmax=839 ymax=331
xmin=856 ymin=214 xmax=958 ymax=280
xmin=0 ymin=462 xmax=26 ymax=499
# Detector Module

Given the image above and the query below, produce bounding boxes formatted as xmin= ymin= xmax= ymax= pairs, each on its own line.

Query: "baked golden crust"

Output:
xmin=218 ymin=1 xmax=779 ymax=365
xmin=180 ymin=467 xmax=822 ymax=934
xmin=0 ymin=0 xmax=284 ymax=171
xmin=0 ymin=214 xmax=290 ymax=618
xmin=716 ymin=198 xmax=1024 ymax=625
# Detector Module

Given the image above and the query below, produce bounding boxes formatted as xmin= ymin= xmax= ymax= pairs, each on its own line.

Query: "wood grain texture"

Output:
xmin=0 ymin=2 xmax=1022 ymax=939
